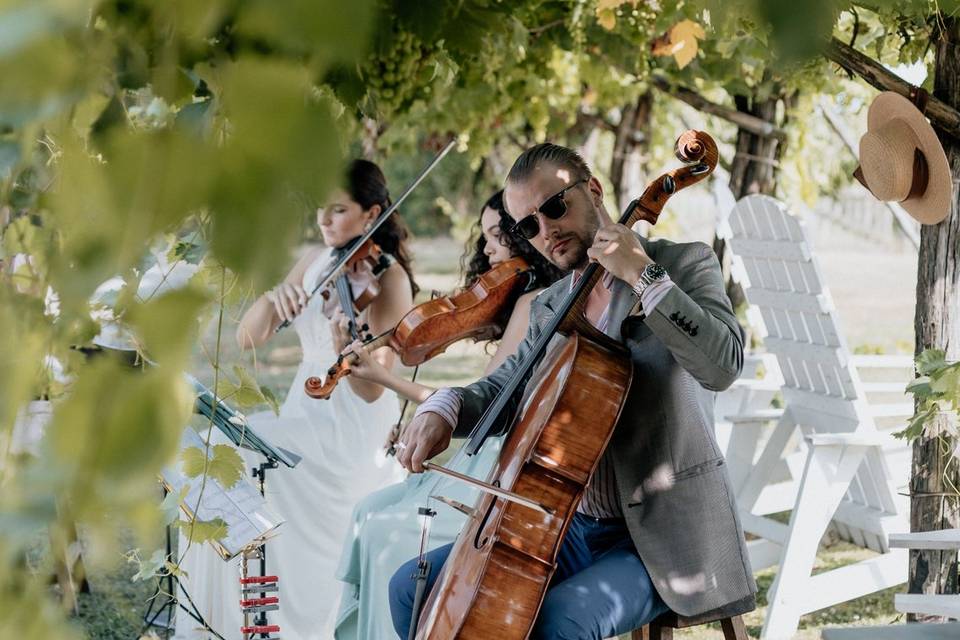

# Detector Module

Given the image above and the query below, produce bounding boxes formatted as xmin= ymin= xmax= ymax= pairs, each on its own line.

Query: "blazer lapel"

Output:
xmin=604 ymin=278 xmax=636 ymax=342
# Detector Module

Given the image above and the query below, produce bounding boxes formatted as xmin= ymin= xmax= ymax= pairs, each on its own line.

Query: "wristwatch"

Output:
xmin=632 ymin=262 xmax=667 ymax=297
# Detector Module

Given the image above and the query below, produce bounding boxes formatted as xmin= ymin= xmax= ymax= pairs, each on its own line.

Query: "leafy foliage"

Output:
xmin=898 ymin=349 xmax=960 ymax=444
xmin=2 ymin=1 xmax=958 ymax=637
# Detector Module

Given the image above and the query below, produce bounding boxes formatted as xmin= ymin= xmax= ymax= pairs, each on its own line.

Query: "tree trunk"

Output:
xmin=909 ymin=16 xmax=960 ymax=614
xmin=610 ymin=92 xmax=653 ymax=214
xmin=713 ymin=92 xmax=794 ymax=322
xmin=727 ymin=94 xmax=784 ymax=198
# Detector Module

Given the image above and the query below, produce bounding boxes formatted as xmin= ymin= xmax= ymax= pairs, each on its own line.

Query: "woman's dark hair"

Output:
xmin=346 ymin=159 xmax=419 ymax=297
xmin=461 ymin=190 xmax=563 ymax=336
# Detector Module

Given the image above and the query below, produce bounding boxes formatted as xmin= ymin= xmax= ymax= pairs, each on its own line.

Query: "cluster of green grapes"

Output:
xmin=363 ymin=29 xmax=439 ymax=118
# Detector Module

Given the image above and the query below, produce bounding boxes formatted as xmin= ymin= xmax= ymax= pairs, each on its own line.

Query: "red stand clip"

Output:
xmin=240 ymin=624 xmax=280 ymax=634
xmin=240 ymin=575 xmax=279 ymax=585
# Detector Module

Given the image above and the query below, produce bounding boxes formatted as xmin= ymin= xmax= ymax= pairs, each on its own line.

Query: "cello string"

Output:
xmin=417 ymin=203 xmax=641 ymax=499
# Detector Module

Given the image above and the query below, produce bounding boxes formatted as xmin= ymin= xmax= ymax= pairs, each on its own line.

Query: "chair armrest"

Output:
xmin=806 ymin=432 xmax=894 ymax=447
xmin=888 ymin=529 xmax=960 ymax=551
xmin=727 ymin=408 xmax=785 ymax=424
xmin=731 ymin=378 xmax=782 ymax=392
xmin=850 ymin=354 xmax=914 ymax=369
xmin=869 ymin=403 xmax=915 ymax=418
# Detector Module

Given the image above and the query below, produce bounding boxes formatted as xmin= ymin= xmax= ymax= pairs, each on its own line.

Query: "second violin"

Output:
xmin=304 ymin=257 xmax=532 ymax=400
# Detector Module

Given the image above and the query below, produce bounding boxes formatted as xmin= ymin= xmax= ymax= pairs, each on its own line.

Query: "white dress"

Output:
xmin=175 ymin=248 xmax=405 ymax=640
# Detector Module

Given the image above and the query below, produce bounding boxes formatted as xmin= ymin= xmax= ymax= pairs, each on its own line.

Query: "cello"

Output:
xmin=414 ymin=130 xmax=719 ymax=639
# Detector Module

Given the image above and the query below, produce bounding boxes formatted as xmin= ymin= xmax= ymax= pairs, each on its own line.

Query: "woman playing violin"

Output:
xmin=338 ymin=190 xmax=561 ymax=404
xmin=176 ymin=160 xmax=416 ymax=640
xmin=332 ymin=190 xmax=561 ymax=640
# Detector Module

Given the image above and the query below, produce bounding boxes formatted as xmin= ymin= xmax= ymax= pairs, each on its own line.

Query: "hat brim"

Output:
xmin=868 ymin=92 xmax=952 ymax=225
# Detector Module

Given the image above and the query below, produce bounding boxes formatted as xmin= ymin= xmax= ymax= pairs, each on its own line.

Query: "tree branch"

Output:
xmin=650 ymin=76 xmax=787 ymax=140
xmin=825 ymin=37 xmax=960 ymax=140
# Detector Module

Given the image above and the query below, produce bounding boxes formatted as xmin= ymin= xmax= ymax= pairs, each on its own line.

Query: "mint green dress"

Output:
xmin=333 ymin=436 xmax=503 ymax=640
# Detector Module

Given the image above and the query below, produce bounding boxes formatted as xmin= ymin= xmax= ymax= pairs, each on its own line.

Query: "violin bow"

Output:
xmin=275 ymin=137 xmax=457 ymax=333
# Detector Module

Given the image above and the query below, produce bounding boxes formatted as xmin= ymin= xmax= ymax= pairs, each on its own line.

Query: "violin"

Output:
xmin=414 ymin=131 xmax=719 ymax=639
xmin=303 ymin=256 xmax=532 ymax=400
xmin=320 ymin=239 xmax=393 ymax=342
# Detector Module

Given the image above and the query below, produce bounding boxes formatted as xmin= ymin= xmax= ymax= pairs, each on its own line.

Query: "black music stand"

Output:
xmin=142 ymin=375 xmax=300 ymax=639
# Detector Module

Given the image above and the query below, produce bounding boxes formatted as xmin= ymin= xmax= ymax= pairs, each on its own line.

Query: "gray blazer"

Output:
xmin=451 ymin=236 xmax=757 ymax=617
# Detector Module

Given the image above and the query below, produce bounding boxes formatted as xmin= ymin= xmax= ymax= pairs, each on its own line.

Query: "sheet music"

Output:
xmin=161 ymin=428 xmax=284 ymax=561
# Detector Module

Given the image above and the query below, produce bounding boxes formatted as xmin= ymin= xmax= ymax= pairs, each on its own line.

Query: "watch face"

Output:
xmin=646 ymin=263 xmax=667 ymax=281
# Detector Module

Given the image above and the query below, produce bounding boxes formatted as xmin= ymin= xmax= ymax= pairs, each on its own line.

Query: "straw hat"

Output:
xmin=855 ymin=91 xmax=951 ymax=225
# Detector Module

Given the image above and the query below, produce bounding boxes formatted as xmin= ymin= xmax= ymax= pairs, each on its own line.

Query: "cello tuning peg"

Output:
xmin=690 ymin=163 xmax=710 ymax=175
xmin=662 ymin=175 xmax=676 ymax=194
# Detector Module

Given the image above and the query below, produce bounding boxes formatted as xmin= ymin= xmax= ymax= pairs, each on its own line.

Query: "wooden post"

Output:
xmin=909 ymin=15 xmax=960 ymax=616
xmin=714 ymin=89 xmax=795 ymax=322
xmin=610 ymin=92 xmax=653 ymax=215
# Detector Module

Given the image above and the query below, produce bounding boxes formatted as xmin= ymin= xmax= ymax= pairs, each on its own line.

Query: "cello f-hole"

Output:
xmin=473 ymin=487 xmax=500 ymax=550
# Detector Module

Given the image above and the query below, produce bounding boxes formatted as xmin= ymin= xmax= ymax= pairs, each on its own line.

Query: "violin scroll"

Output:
xmin=304 ymin=361 xmax=351 ymax=400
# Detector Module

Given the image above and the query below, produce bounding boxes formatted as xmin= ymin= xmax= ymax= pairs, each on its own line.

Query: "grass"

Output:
xmin=70 ymin=236 xmax=906 ymax=639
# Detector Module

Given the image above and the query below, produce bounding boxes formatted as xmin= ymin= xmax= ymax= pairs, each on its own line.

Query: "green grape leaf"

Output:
xmin=180 ymin=446 xmax=207 ymax=479
xmin=208 ymin=57 xmax=342 ymax=289
xmin=894 ymin=405 xmax=937 ymax=442
xmin=930 ymin=366 xmax=960 ymax=396
xmin=917 ymin=349 xmax=948 ymax=376
xmin=128 ymin=288 xmax=209 ymax=366
xmin=260 ymin=385 xmax=281 ymax=415
xmin=131 ymin=548 xmax=167 ymax=582
xmin=169 ymin=239 xmax=207 ymax=266
xmin=177 ymin=517 xmax=228 ymax=544
xmin=166 ymin=560 xmax=188 ymax=579
xmin=179 ymin=432 xmax=244 ymax=488
xmin=905 ymin=376 xmax=932 ymax=398
xmin=208 ymin=444 xmax=244 ymax=489
xmin=160 ymin=485 xmax=189 ymax=525
xmin=223 ymin=364 xmax=270 ymax=409
xmin=234 ymin=0 xmax=374 ymax=63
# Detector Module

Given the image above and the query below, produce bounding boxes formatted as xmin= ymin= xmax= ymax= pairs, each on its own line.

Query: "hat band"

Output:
xmin=907 ymin=147 xmax=929 ymax=200
xmin=853 ymin=147 xmax=929 ymax=202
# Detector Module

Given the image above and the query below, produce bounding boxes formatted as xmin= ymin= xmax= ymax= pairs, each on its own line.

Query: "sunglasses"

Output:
xmin=507 ymin=179 xmax=588 ymax=240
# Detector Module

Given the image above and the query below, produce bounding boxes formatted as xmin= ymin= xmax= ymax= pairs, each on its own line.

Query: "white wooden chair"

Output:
xmin=888 ymin=528 xmax=960 ymax=620
xmin=819 ymin=529 xmax=960 ymax=639
xmin=726 ymin=195 xmax=912 ymax=639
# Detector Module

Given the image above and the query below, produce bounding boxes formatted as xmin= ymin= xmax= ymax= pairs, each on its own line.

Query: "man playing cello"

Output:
xmin=389 ymin=143 xmax=756 ymax=639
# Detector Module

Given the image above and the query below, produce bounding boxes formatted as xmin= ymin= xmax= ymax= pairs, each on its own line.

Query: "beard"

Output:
xmin=549 ymin=235 xmax=588 ymax=271
xmin=547 ymin=215 xmax=601 ymax=272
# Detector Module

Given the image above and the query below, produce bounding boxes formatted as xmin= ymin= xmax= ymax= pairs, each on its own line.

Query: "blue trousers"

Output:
xmin=388 ymin=512 xmax=668 ymax=639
